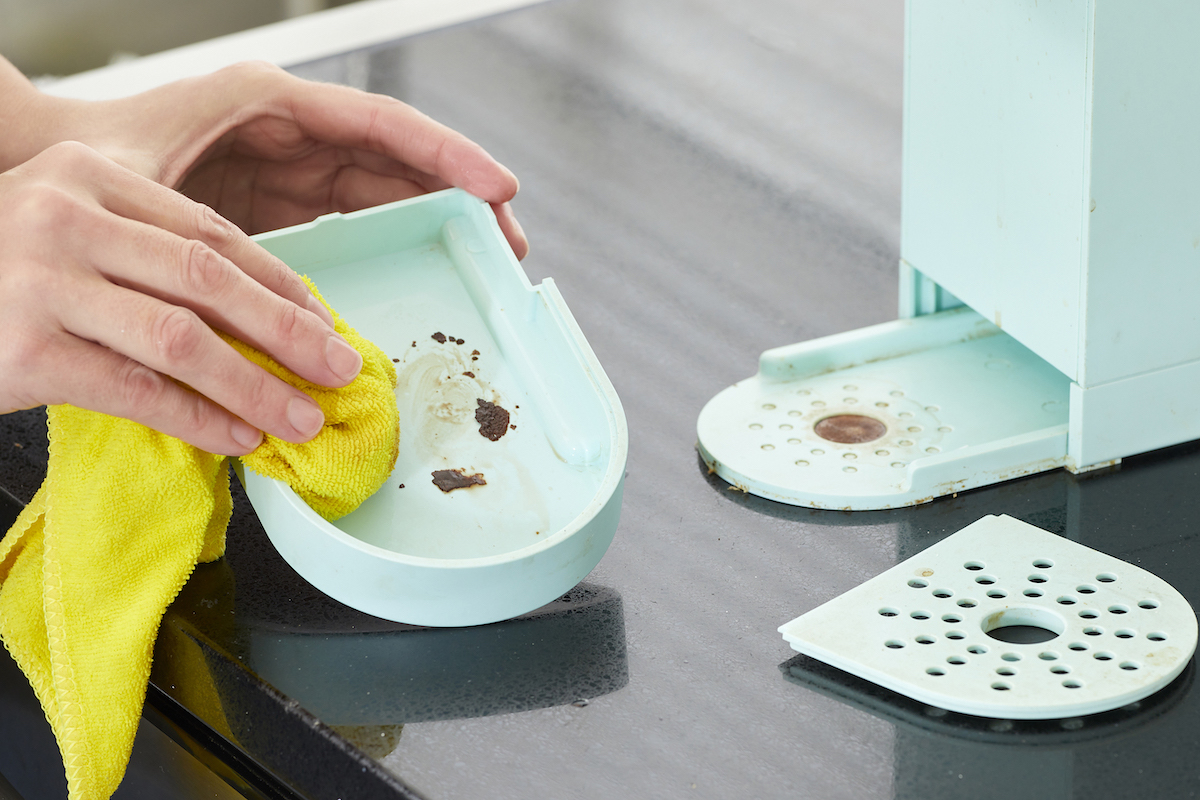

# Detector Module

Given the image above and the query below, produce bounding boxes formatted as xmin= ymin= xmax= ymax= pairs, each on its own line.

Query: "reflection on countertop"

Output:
xmin=148 ymin=475 xmax=628 ymax=797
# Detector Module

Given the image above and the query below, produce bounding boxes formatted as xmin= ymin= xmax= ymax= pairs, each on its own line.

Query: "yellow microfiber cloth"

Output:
xmin=0 ymin=281 xmax=398 ymax=800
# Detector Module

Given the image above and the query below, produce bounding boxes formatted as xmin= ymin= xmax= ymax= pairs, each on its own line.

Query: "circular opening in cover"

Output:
xmin=814 ymin=415 xmax=887 ymax=444
xmin=982 ymin=606 xmax=1066 ymax=645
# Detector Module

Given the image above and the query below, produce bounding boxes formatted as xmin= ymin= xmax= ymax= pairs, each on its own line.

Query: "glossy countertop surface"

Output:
xmin=4 ymin=1 xmax=1200 ymax=798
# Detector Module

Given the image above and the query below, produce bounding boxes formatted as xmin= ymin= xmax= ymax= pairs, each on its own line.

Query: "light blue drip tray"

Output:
xmin=239 ymin=189 xmax=627 ymax=627
xmin=697 ymin=308 xmax=1072 ymax=510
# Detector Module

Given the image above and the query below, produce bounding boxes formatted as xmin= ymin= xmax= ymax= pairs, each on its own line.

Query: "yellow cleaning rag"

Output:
xmin=0 ymin=281 xmax=398 ymax=800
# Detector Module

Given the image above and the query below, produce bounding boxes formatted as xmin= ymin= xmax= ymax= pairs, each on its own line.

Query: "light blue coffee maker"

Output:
xmin=699 ymin=1 xmax=1200 ymax=510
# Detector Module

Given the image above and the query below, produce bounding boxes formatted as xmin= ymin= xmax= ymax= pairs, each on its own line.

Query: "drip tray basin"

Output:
xmin=239 ymin=189 xmax=627 ymax=627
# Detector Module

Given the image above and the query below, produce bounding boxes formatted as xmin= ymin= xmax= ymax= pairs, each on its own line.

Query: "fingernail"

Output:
xmin=287 ymin=396 xmax=325 ymax=438
xmin=307 ymin=293 xmax=336 ymax=328
xmin=231 ymin=420 xmax=263 ymax=451
xmin=326 ymin=335 xmax=363 ymax=383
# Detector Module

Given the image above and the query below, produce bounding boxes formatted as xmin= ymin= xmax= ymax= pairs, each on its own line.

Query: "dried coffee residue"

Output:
xmin=431 ymin=332 xmax=447 ymax=343
xmin=431 ymin=468 xmax=487 ymax=493
xmin=475 ymin=398 xmax=511 ymax=441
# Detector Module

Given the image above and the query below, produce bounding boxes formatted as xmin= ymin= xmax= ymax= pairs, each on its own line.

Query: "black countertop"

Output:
xmin=4 ymin=1 xmax=1200 ymax=798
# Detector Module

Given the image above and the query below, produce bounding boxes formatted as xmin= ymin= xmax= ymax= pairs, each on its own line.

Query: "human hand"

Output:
xmin=0 ymin=59 xmax=526 ymax=453
xmin=41 ymin=61 xmax=528 ymax=258
xmin=0 ymin=142 xmax=366 ymax=456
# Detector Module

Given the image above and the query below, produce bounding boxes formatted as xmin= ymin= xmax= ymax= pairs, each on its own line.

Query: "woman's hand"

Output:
xmin=29 ymin=61 xmax=528 ymax=256
xmin=0 ymin=59 xmax=526 ymax=454
xmin=0 ymin=142 xmax=374 ymax=455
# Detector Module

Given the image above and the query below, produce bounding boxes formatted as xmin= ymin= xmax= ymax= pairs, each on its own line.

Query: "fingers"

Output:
xmin=73 ymin=150 xmax=361 ymax=394
xmin=30 ymin=333 xmax=266 ymax=456
xmin=63 ymin=277 xmax=329 ymax=449
xmin=204 ymin=63 xmax=519 ymax=204
xmin=90 ymin=155 xmax=338 ymax=329
xmin=492 ymin=202 xmax=529 ymax=261
xmin=212 ymin=150 xmax=531 ymax=260
xmin=256 ymin=156 xmax=530 ymax=260
xmin=327 ymin=162 xmax=444 ymax=211
xmin=0 ymin=141 xmax=353 ymax=452
xmin=80 ymin=203 xmax=362 ymax=394
xmin=273 ymin=77 xmax=529 ymax=254
xmin=288 ymin=83 xmax=520 ymax=203
xmin=122 ymin=62 xmax=530 ymax=254
xmin=0 ymin=318 xmax=264 ymax=455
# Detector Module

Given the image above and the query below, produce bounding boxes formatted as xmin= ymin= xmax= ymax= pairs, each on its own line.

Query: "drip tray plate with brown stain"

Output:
xmin=238 ymin=189 xmax=627 ymax=627
xmin=696 ymin=307 xmax=1072 ymax=509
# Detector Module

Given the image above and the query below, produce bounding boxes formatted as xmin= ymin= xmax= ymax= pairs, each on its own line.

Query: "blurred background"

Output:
xmin=0 ymin=0 xmax=357 ymax=77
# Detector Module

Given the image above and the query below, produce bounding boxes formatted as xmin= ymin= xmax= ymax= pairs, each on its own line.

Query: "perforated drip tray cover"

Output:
xmin=779 ymin=515 xmax=1198 ymax=719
